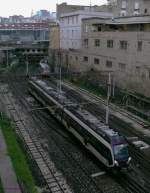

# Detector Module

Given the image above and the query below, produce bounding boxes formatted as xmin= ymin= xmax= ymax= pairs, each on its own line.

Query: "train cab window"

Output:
xmin=113 ymin=144 xmax=128 ymax=159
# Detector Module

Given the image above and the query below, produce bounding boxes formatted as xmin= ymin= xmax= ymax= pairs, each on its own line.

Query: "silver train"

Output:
xmin=28 ymin=79 xmax=131 ymax=168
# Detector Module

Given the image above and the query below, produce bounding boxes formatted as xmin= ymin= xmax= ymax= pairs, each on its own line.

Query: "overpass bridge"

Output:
xmin=0 ymin=41 xmax=49 ymax=67
xmin=0 ymin=22 xmax=49 ymax=42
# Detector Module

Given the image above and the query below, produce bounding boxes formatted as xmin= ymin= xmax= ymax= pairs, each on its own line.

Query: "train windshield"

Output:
xmin=114 ymin=144 xmax=128 ymax=159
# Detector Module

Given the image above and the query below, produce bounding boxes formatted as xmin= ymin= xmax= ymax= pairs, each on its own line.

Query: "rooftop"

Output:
xmin=83 ymin=15 xmax=150 ymax=25
xmin=60 ymin=10 xmax=113 ymax=18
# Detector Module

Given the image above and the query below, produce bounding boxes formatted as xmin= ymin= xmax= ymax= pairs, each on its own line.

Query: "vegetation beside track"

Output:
xmin=0 ymin=116 xmax=38 ymax=193
xmin=0 ymin=178 xmax=4 ymax=193
xmin=67 ymin=76 xmax=150 ymax=122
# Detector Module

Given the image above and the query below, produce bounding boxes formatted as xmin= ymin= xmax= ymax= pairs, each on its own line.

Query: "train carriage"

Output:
xmin=28 ymin=79 xmax=131 ymax=168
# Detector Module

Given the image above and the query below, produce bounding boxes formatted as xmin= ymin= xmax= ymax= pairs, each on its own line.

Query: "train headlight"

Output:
xmin=114 ymin=160 xmax=119 ymax=166
xmin=127 ymin=157 xmax=132 ymax=164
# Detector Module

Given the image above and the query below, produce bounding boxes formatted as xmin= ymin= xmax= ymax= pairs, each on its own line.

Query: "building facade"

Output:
xmin=67 ymin=16 xmax=150 ymax=97
xmin=115 ymin=0 xmax=150 ymax=17
xmin=49 ymin=1 xmax=150 ymax=97
xmin=59 ymin=11 xmax=113 ymax=50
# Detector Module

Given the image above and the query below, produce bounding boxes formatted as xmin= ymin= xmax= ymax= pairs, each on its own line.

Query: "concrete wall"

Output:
xmin=49 ymin=25 xmax=60 ymax=49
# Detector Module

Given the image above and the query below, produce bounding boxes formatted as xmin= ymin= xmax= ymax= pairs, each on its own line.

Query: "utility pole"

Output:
xmin=6 ymin=49 xmax=9 ymax=68
xmin=56 ymin=52 xmax=59 ymax=93
xmin=106 ymin=72 xmax=111 ymax=125
xmin=59 ymin=58 xmax=62 ymax=93
xmin=57 ymin=50 xmax=62 ymax=96
xmin=112 ymin=75 xmax=115 ymax=97
xmin=59 ymin=50 xmax=62 ymax=94
xmin=90 ymin=0 xmax=92 ymax=11
xmin=26 ymin=55 xmax=29 ymax=77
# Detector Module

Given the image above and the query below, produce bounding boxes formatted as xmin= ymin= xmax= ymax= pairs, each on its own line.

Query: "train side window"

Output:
xmin=91 ymin=136 xmax=113 ymax=165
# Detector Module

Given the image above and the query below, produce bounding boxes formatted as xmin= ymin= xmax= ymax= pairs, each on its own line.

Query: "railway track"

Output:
xmin=6 ymin=79 xmax=105 ymax=193
xmin=6 ymin=77 xmax=128 ymax=193
xmin=0 ymin=84 xmax=73 ymax=193
xmin=1 ymin=76 xmax=150 ymax=193
xmin=113 ymin=171 xmax=149 ymax=193
xmin=63 ymin=81 xmax=150 ymax=128
xmin=45 ymin=79 xmax=150 ymax=193
xmin=9 ymin=77 xmax=126 ymax=193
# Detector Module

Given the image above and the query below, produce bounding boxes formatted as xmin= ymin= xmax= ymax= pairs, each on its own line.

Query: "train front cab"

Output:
xmin=112 ymin=136 xmax=131 ymax=168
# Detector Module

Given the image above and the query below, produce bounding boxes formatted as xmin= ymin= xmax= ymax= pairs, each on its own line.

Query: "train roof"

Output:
xmin=32 ymin=79 xmax=121 ymax=140
xmin=76 ymin=109 xmax=119 ymax=138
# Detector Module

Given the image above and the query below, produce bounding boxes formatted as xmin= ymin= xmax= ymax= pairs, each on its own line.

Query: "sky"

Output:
xmin=0 ymin=0 xmax=107 ymax=17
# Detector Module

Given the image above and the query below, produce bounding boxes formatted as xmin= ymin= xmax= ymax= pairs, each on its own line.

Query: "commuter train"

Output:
xmin=28 ymin=79 xmax=131 ymax=168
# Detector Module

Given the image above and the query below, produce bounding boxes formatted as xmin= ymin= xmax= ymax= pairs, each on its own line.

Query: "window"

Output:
xmin=120 ymin=40 xmax=128 ymax=50
xmin=106 ymin=60 xmax=112 ymax=68
xmin=140 ymin=24 xmax=144 ymax=31
xmin=92 ymin=25 xmax=101 ymax=32
xmin=75 ymin=56 xmax=78 ymax=61
xmin=119 ymin=63 xmax=126 ymax=71
xmin=97 ymin=26 xmax=102 ymax=31
xmin=84 ymin=24 xmax=89 ymax=32
xmin=107 ymin=40 xmax=113 ymax=48
xmin=114 ymin=144 xmax=128 ymax=159
xmin=67 ymin=30 xmax=69 ymax=36
xmin=76 ymin=16 xmax=78 ymax=23
xmin=148 ymin=70 xmax=150 ymax=78
xmin=136 ymin=66 xmax=141 ymax=74
xmin=134 ymin=2 xmax=139 ymax=10
xmin=120 ymin=10 xmax=126 ymax=16
xmin=72 ymin=16 xmax=74 ymax=24
xmin=94 ymin=58 xmax=100 ymax=64
xmin=144 ymin=9 xmax=148 ymax=14
xmin=137 ymin=41 xmax=142 ymax=51
xmin=94 ymin=39 xmax=100 ymax=47
xmin=69 ymin=17 xmax=72 ymax=24
xmin=121 ymin=0 xmax=127 ymax=9
xmin=83 ymin=56 xmax=88 ymax=62
xmin=83 ymin=39 xmax=88 ymax=48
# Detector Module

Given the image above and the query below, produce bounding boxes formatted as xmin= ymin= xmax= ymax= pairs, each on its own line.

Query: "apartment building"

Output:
xmin=56 ymin=2 xmax=112 ymax=19
xmin=68 ymin=16 xmax=150 ymax=97
xmin=59 ymin=10 xmax=113 ymax=50
xmin=49 ymin=1 xmax=150 ymax=97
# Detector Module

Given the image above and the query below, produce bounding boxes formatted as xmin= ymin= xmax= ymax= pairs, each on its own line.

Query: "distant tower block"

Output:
xmin=31 ymin=9 xmax=34 ymax=17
